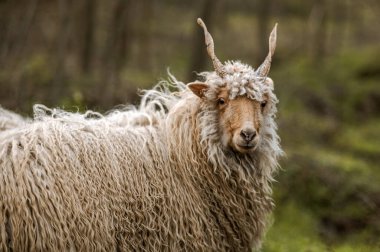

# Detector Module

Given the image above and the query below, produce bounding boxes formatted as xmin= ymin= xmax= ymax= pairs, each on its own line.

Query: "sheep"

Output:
xmin=0 ymin=18 xmax=283 ymax=251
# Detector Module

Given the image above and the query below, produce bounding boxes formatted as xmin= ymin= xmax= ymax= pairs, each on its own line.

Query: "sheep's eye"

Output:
xmin=261 ymin=101 xmax=267 ymax=109
xmin=217 ymin=98 xmax=226 ymax=105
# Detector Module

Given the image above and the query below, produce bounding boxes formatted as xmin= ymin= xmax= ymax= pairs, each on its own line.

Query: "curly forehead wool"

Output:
xmin=200 ymin=61 xmax=277 ymax=102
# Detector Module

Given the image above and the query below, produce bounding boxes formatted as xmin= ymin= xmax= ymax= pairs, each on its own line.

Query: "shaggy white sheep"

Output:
xmin=0 ymin=18 xmax=282 ymax=251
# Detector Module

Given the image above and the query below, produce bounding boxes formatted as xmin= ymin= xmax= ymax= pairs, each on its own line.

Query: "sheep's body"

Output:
xmin=0 ymin=71 xmax=281 ymax=251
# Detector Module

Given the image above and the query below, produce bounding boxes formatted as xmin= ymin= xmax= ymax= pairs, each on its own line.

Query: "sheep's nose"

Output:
xmin=240 ymin=128 xmax=256 ymax=142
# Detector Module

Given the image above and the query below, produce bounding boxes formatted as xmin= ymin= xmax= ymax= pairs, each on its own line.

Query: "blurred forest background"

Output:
xmin=1 ymin=0 xmax=379 ymax=251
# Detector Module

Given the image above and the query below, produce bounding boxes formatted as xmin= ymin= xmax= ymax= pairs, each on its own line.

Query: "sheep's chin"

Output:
xmin=230 ymin=143 xmax=256 ymax=154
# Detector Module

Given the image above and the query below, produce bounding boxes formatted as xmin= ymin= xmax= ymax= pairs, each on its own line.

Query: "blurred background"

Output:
xmin=1 ymin=0 xmax=379 ymax=250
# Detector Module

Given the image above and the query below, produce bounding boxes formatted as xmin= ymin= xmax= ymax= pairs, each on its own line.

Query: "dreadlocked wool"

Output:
xmin=0 ymin=68 xmax=282 ymax=251
xmin=0 ymin=107 xmax=29 ymax=132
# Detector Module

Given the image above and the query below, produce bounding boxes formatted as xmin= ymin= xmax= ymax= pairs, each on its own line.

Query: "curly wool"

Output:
xmin=200 ymin=61 xmax=277 ymax=102
xmin=0 ymin=107 xmax=29 ymax=132
xmin=0 ymin=71 xmax=282 ymax=251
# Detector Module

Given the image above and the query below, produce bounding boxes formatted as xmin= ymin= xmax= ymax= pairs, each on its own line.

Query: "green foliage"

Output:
xmin=262 ymin=202 xmax=327 ymax=252
xmin=263 ymin=201 xmax=380 ymax=251
xmin=266 ymin=45 xmax=380 ymax=250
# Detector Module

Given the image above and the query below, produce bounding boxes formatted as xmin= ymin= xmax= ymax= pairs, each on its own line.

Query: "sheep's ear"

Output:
xmin=187 ymin=82 xmax=209 ymax=98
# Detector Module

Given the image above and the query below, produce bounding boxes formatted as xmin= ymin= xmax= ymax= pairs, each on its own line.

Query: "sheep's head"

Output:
xmin=188 ymin=18 xmax=278 ymax=154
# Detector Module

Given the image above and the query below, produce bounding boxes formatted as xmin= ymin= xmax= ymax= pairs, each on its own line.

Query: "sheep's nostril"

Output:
xmin=240 ymin=129 xmax=256 ymax=142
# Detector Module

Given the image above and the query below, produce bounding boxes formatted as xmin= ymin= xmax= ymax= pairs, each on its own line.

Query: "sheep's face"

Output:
xmin=215 ymin=87 xmax=267 ymax=153
xmin=188 ymin=68 xmax=275 ymax=154
xmin=192 ymin=18 xmax=278 ymax=153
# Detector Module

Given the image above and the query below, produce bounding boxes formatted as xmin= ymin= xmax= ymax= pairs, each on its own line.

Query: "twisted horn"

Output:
xmin=256 ymin=23 xmax=278 ymax=77
xmin=197 ymin=18 xmax=226 ymax=78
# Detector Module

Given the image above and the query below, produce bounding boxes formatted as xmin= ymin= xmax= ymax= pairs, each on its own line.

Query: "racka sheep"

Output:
xmin=0 ymin=18 xmax=282 ymax=251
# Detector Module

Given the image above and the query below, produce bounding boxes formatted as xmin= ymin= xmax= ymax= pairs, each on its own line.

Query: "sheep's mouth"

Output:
xmin=237 ymin=144 xmax=255 ymax=150
xmin=235 ymin=143 xmax=257 ymax=153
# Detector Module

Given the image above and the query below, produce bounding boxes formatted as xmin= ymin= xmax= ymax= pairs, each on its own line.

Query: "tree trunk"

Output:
xmin=188 ymin=0 xmax=218 ymax=82
xmin=81 ymin=0 xmax=96 ymax=73
xmin=308 ymin=0 xmax=328 ymax=64
xmin=101 ymin=0 xmax=134 ymax=105
xmin=52 ymin=0 xmax=72 ymax=103
xmin=0 ymin=0 xmax=38 ymax=68
xmin=136 ymin=0 xmax=154 ymax=71
xmin=257 ymin=0 xmax=272 ymax=65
